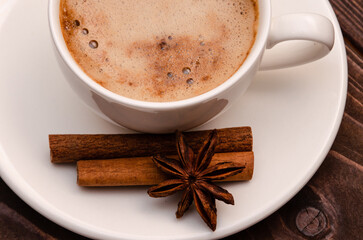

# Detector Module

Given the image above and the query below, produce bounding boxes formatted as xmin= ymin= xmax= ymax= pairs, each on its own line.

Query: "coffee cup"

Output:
xmin=48 ymin=0 xmax=334 ymax=133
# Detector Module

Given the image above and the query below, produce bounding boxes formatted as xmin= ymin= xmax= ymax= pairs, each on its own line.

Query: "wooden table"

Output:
xmin=0 ymin=0 xmax=361 ymax=239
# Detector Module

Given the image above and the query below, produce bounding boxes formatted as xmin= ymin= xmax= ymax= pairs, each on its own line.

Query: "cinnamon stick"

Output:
xmin=77 ymin=151 xmax=254 ymax=186
xmin=50 ymin=127 xmax=252 ymax=163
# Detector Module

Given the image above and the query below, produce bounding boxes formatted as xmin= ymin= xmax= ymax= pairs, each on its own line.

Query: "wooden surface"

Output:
xmin=0 ymin=0 xmax=362 ymax=239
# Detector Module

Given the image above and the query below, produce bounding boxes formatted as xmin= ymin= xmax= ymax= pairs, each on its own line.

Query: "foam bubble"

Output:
xmin=74 ymin=20 xmax=80 ymax=27
xmin=159 ymin=41 xmax=168 ymax=50
xmin=182 ymin=67 xmax=191 ymax=75
xmin=186 ymin=78 xmax=194 ymax=85
xmin=89 ymin=40 xmax=98 ymax=49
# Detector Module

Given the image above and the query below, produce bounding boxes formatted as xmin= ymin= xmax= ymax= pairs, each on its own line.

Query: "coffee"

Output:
xmin=60 ymin=0 xmax=258 ymax=102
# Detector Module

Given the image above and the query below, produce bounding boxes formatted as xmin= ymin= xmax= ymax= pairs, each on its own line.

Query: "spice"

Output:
xmin=77 ymin=151 xmax=253 ymax=186
xmin=148 ymin=130 xmax=245 ymax=231
xmin=49 ymin=127 xmax=253 ymax=163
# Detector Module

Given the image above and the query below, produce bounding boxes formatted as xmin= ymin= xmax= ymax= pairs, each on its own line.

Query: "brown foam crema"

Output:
xmin=60 ymin=0 xmax=258 ymax=102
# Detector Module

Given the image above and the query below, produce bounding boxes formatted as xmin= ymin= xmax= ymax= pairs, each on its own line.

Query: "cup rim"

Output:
xmin=49 ymin=0 xmax=270 ymax=110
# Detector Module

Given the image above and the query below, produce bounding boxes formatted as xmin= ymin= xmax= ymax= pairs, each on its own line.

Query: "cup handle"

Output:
xmin=260 ymin=13 xmax=335 ymax=70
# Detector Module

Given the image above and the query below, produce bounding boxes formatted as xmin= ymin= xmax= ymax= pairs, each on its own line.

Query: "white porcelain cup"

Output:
xmin=48 ymin=0 xmax=334 ymax=133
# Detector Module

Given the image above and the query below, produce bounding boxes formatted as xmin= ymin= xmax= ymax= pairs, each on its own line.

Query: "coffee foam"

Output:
xmin=60 ymin=0 xmax=258 ymax=102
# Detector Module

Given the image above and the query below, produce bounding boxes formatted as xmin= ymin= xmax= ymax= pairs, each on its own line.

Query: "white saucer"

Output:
xmin=0 ymin=0 xmax=347 ymax=239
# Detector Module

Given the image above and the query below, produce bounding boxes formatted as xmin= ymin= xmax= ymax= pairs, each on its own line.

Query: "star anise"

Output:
xmin=147 ymin=130 xmax=245 ymax=231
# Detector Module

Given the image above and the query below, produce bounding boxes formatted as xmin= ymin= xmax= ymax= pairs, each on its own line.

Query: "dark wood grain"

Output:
xmin=330 ymin=0 xmax=363 ymax=53
xmin=0 ymin=0 xmax=361 ymax=239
